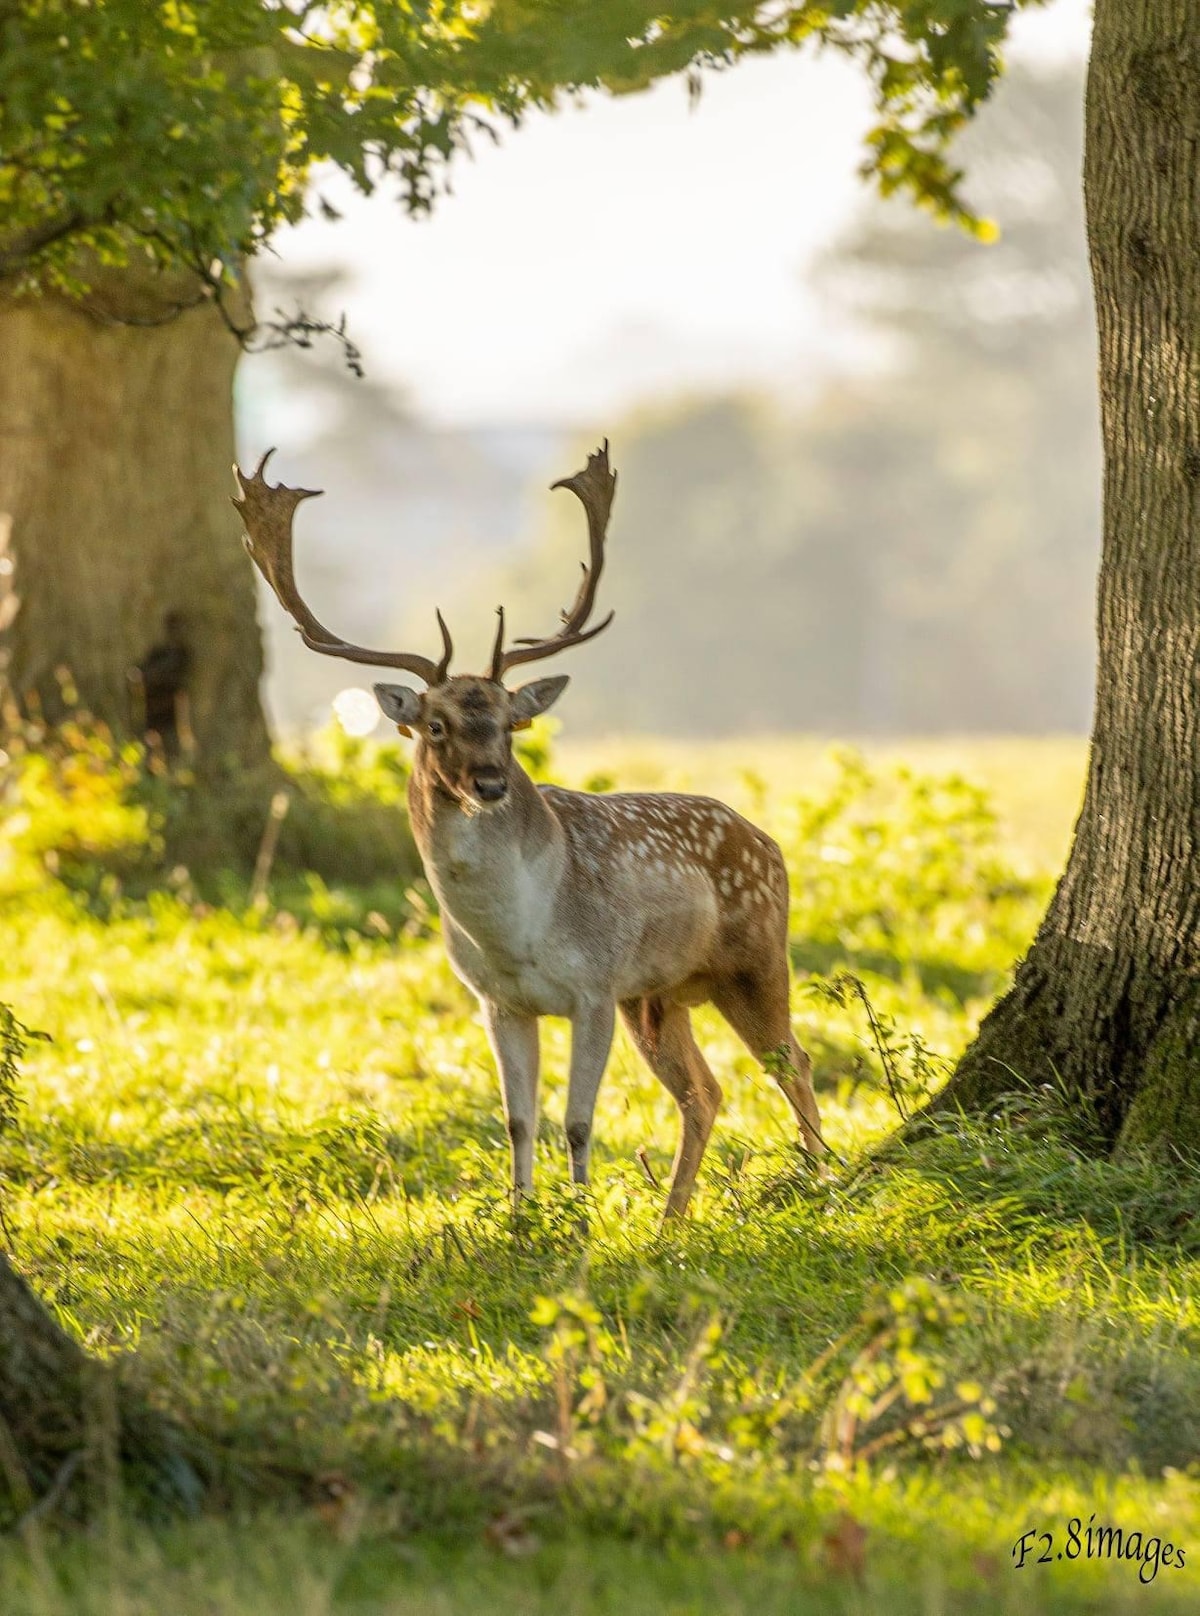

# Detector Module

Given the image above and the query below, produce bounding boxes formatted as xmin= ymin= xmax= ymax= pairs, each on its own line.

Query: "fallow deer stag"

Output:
xmin=233 ymin=443 xmax=823 ymax=1218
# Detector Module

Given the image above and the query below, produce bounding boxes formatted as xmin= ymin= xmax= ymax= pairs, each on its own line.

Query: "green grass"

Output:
xmin=2 ymin=729 xmax=1199 ymax=1613
xmin=555 ymin=735 xmax=1089 ymax=872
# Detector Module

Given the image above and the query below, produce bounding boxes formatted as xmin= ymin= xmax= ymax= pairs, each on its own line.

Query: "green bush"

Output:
xmin=1 ymin=717 xmax=422 ymax=937
xmin=776 ymin=747 xmax=1048 ymax=995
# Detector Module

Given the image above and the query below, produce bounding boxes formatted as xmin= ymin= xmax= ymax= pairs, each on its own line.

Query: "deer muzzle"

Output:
xmin=472 ymin=769 xmax=508 ymax=804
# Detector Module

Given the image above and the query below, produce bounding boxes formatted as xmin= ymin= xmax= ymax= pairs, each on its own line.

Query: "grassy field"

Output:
xmin=555 ymin=735 xmax=1089 ymax=872
xmin=2 ymin=729 xmax=1199 ymax=1613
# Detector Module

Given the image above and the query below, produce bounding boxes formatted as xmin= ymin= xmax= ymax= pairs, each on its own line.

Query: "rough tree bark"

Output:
xmin=933 ymin=0 xmax=1200 ymax=1153
xmin=0 ymin=262 xmax=270 ymax=773
xmin=0 ymin=1252 xmax=202 ymax=1520
xmin=0 ymin=1012 xmax=202 ymax=1520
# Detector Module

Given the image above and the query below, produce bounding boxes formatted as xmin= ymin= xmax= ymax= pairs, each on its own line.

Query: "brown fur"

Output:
xmin=395 ymin=676 xmax=824 ymax=1220
xmin=234 ymin=448 xmax=821 ymax=1220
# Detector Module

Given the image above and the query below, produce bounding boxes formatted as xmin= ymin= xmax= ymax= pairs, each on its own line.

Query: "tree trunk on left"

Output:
xmin=0 ymin=1252 xmax=201 ymax=1521
xmin=0 ymin=265 xmax=271 ymax=774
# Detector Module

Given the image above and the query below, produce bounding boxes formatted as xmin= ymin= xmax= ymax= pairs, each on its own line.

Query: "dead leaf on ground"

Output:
xmin=972 ymin=1551 xmax=1001 ymax=1584
xmin=486 ymin=1510 xmax=541 ymax=1558
xmin=312 ymin=1470 xmax=363 ymax=1541
xmin=823 ymin=1511 xmax=868 ymax=1581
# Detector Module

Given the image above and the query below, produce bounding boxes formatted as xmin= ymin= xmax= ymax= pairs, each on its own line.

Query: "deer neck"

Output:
xmin=407 ymin=754 xmax=565 ymax=952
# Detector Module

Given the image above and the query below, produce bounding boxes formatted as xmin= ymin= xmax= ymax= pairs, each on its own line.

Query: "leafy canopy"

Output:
xmin=1 ymin=1 xmax=1030 ymax=305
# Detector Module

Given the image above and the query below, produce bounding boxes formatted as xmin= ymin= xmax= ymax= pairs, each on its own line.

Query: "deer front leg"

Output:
xmin=564 ymin=1000 xmax=616 ymax=1186
xmin=481 ymin=1000 xmax=540 ymax=1199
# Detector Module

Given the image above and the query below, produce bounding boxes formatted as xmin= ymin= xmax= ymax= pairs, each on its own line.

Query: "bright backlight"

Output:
xmin=332 ymin=687 xmax=380 ymax=738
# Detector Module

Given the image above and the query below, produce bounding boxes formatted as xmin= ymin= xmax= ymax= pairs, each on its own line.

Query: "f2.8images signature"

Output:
xmin=1012 ymin=1519 xmax=1187 ymax=1585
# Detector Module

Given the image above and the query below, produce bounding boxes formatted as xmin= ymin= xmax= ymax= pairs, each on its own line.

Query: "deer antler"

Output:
xmin=232 ymin=450 xmax=453 ymax=685
xmin=489 ymin=441 xmax=616 ymax=682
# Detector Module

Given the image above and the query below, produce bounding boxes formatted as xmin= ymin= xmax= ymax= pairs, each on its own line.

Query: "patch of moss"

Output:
xmin=1117 ymin=980 xmax=1200 ymax=1158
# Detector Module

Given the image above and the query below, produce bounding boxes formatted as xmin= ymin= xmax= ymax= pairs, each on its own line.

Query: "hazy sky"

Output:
xmin=266 ymin=1 xmax=1090 ymax=429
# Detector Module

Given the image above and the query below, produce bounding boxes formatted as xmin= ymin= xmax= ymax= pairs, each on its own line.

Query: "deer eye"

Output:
xmin=426 ymin=718 xmax=446 ymax=741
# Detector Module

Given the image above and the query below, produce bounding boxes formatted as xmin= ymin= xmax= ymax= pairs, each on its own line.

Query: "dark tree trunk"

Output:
xmin=0 ymin=1251 xmax=95 ymax=1507
xmin=0 ymin=1252 xmax=201 ymax=1520
xmin=933 ymin=0 xmax=1200 ymax=1152
xmin=0 ymin=264 xmax=271 ymax=774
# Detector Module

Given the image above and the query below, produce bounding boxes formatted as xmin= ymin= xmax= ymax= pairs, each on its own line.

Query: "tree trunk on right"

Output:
xmin=932 ymin=0 xmax=1200 ymax=1152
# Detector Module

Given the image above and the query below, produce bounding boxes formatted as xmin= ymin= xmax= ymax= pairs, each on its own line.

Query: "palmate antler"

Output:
xmin=488 ymin=441 xmax=617 ymax=681
xmin=232 ymin=449 xmax=453 ymax=685
xmin=233 ymin=442 xmax=616 ymax=689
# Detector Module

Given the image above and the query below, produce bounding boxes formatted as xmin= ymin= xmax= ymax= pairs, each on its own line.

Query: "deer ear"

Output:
xmin=510 ymin=675 xmax=569 ymax=729
xmin=373 ymin=683 xmax=422 ymax=736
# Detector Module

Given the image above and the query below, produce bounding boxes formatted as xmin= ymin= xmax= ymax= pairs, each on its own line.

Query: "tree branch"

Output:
xmin=0 ymin=212 xmax=88 ymax=283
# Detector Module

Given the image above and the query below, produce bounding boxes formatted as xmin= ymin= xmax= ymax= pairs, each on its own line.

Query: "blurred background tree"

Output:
xmin=0 ymin=0 xmax=1011 ymax=772
xmin=475 ymin=62 xmax=1098 ymax=738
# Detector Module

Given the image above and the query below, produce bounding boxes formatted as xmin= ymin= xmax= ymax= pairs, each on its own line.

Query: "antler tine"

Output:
xmin=487 ymin=605 xmax=507 ymax=683
xmin=232 ymin=450 xmax=449 ymax=685
xmin=434 ymin=609 xmax=454 ymax=683
xmin=494 ymin=440 xmax=617 ymax=680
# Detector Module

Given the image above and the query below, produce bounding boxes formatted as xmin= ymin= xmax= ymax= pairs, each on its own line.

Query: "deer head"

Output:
xmin=232 ymin=443 xmax=617 ymax=808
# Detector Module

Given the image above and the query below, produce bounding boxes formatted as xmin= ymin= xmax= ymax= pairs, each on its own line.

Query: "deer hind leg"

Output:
xmin=619 ymin=997 xmax=722 ymax=1220
xmin=712 ymin=972 xmax=824 ymax=1158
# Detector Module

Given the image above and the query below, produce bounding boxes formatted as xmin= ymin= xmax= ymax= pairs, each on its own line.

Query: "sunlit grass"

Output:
xmin=3 ymin=732 xmax=1199 ymax=1613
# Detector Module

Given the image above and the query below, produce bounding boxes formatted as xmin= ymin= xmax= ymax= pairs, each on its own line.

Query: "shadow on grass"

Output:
xmin=10 ymin=1078 xmax=1200 ymax=1492
xmin=790 ymin=939 xmax=1008 ymax=1007
xmin=0 ymin=1089 xmax=507 ymax=1200
xmin=5 ymin=1115 xmax=1200 ymax=1616
xmin=8 ymin=1504 xmax=1190 ymax=1616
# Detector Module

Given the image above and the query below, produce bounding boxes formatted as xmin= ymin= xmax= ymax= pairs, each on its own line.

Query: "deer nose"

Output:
xmin=473 ymin=772 xmax=508 ymax=802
